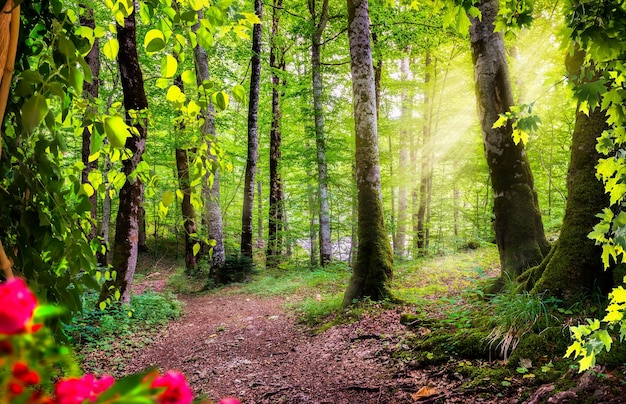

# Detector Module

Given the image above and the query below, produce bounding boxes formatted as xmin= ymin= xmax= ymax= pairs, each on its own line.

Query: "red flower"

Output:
xmin=54 ymin=374 xmax=114 ymax=404
xmin=12 ymin=362 xmax=40 ymax=385
xmin=151 ymin=371 xmax=193 ymax=404
xmin=0 ymin=278 xmax=38 ymax=335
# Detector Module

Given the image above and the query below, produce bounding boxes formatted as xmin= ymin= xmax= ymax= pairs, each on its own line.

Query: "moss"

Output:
xmin=399 ymin=313 xmax=437 ymax=328
xmin=506 ymin=333 xmax=551 ymax=369
xmin=342 ymin=188 xmax=394 ymax=307
xmin=456 ymin=361 xmax=513 ymax=388
xmin=527 ymin=106 xmax=612 ymax=305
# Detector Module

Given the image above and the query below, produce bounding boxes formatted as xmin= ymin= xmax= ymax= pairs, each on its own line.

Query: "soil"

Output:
xmin=83 ymin=253 xmax=626 ymax=403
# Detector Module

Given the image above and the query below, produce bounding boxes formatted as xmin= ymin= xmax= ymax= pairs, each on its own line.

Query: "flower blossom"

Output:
xmin=54 ymin=374 xmax=115 ymax=404
xmin=0 ymin=278 xmax=38 ymax=334
xmin=151 ymin=371 xmax=193 ymax=404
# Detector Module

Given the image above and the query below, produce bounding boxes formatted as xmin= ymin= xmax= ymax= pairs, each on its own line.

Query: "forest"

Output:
xmin=1 ymin=0 xmax=626 ymax=402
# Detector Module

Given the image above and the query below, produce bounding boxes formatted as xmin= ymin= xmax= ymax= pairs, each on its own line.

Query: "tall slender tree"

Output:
xmin=267 ymin=0 xmax=286 ymax=268
xmin=469 ymin=0 xmax=549 ymax=284
xmin=100 ymin=2 xmax=149 ymax=303
xmin=79 ymin=5 xmax=100 ymax=243
xmin=309 ymin=0 xmax=332 ymax=267
xmin=416 ymin=51 xmax=432 ymax=255
xmin=175 ymin=147 xmax=198 ymax=272
xmin=241 ymin=0 xmax=263 ymax=259
xmin=395 ymin=54 xmax=411 ymax=258
xmin=194 ymin=14 xmax=225 ymax=281
xmin=343 ymin=0 xmax=394 ymax=307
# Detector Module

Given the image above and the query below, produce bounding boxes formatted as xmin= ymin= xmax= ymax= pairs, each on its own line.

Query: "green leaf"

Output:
xmin=166 ymin=85 xmax=185 ymax=103
xmin=579 ymin=351 xmax=595 ymax=372
xmin=595 ymin=329 xmax=613 ymax=351
xmin=162 ymin=190 xmax=175 ymax=207
xmin=33 ymin=304 xmax=66 ymax=322
xmin=99 ymin=301 xmax=106 ymax=311
xmin=214 ymin=91 xmax=229 ymax=110
xmin=189 ymin=0 xmax=203 ymax=11
xmin=492 ymin=114 xmax=508 ymax=129
xmin=196 ymin=26 xmax=214 ymax=50
xmin=160 ymin=54 xmax=178 ymax=78
xmin=193 ymin=243 xmax=200 ymax=256
xmin=104 ymin=116 xmax=130 ymax=148
xmin=240 ymin=12 xmax=261 ymax=25
xmin=22 ymin=94 xmax=48 ymax=133
xmin=144 ymin=29 xmax=166 ymax=53
xmin=181 ymin=70 xmax=196 ymax=84
xmin=231 ymin=84 xmax=246 ymax=104
xmin=80 ymin=183 xmax=95 ymax=197
xmin=103 ymin=38 xmax=119 ymax=60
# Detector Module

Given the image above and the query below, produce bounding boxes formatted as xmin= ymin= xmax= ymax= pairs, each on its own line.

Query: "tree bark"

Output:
xmin=519 ymin=52 xmax=613 ymax=302
xmin=469 ymin=0 xmax=549 ymax=283
xmin=396 ymin=55 xmax=411 ymax=258
xmin=267 ymin=0 xmax=285 ymax=268
xmin=416 ymin=52 xmax=432 ymax=256
xmin=343 ymin=0 xmax=394 ymax=307
xmin=241 ymin=0 xmax=262 ymax=259
xmin=175 ymin=148 xmax=198 ymax=272
xmin=79 ymin=6 xmax=99 ymax=242
xmin=193 ymin=16 xmax=225 ymax=281
xmin=100 ymin=3 xmax=148 ymax=304
xmin=310 ymin=0 xmax=332 ymax=267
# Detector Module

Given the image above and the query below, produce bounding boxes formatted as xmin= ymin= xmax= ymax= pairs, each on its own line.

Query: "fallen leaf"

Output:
xmin=411 ymin=386 xmax=438 ymax=401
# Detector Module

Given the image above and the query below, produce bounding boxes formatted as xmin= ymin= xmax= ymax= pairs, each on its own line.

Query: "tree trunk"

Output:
xmin=310 ymin=0 xmax=332 ymax=267
xmin=267 ymin=0 xmax=285 ymax=268
xmin=416 ymin=52 xmax=432 ymax=256
xmin=193 ymin=16 xmax=225 ymax=281
xmin=519 ymin=52 xmax=613 ymax=302
xmin=100 ymin=4 xmax=148 ymax=304
xmin=241 ymin=0 xmax=262 ymax=259
xmin=79 ymin=6 xmax=99 ymax=242
xmin=387 ymin=133 xmax=397 ymax=251
xmin=138 ymin=207 xmax=147 ymax=252
xmin=256 ymin=180 xmax=263 ymax=249
xmin=469 ymin=0 xmax=549 ymax=283
xmin=343 ymin=0 xmax=394 ymax=307
xmin=98 ymin=152 xmax=113 ymax=267
xmin=175 ymin=148 xmax=198 ymax=272
xmin=396 ymin=54 xmax=411 ymax=258
xmin=307 ymin=167 xmax=319 ymax=267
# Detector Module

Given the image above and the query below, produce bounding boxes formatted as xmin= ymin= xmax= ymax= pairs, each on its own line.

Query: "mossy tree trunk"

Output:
xmin=469 ymin=0 xmax=549 ymax=284
xmin=519 ymin=53 xmax=613 ymax=302
xmin=342 ymin=0 xmax=393 ymax=308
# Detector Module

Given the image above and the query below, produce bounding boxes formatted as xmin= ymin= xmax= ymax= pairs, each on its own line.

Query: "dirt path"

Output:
xmin=121 ymin=289 xmax=420 ymax=403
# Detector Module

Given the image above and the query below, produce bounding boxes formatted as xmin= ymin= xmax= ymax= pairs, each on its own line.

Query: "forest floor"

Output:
xmin=80 ymin=247 xmax=626 ymax=403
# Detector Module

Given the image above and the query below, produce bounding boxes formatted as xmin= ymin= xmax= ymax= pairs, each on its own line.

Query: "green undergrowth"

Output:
xmin=238 ymin=260 xmax=351 ymax=297
xmin=65 ymin=291 xmax=183 ymax=357
xmin=395 ymin=276 xmax=617 ymax=395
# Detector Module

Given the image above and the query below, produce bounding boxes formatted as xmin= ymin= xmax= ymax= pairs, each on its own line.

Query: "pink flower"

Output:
xmin=218 ymin=398 xmax=241 ymax=404
xmin=0 ymin=278 xmax=37 ymax=334
xmin=151 ymin=371 xmax=193 ymax=404
xmin=54 ymin=374 xmax=114 ymax=404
